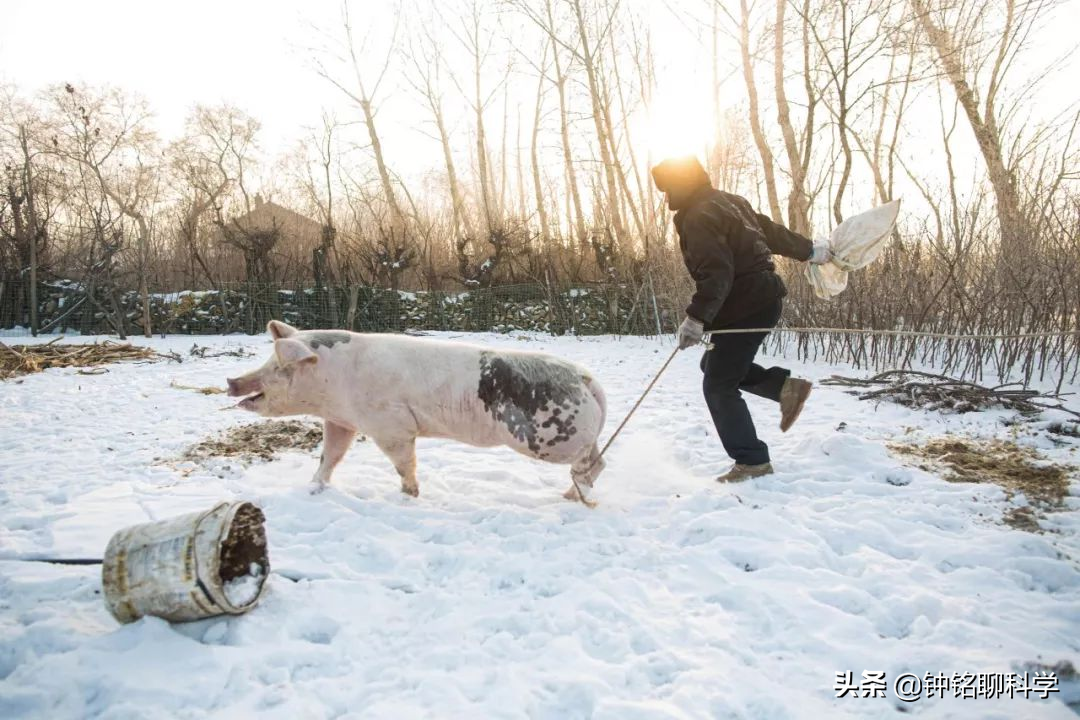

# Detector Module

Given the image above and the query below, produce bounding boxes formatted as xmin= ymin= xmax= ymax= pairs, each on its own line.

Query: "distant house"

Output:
xmin=226 ymin=194 xmax=323 ymax=247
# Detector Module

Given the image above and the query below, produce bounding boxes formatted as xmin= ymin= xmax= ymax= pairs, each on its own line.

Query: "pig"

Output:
xmin=226 ymin=320 xmax=608 ymax=503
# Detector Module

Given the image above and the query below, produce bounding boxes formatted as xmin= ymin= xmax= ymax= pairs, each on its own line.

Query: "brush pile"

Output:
xmin=0 ymin=339 xmax=160 ymax=380
xmin=822 ymin=369 xmax=1079 ymax=419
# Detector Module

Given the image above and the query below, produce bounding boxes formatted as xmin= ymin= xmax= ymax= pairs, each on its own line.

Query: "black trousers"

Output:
xmin=700 ymin=299 xmax=788 ymax=466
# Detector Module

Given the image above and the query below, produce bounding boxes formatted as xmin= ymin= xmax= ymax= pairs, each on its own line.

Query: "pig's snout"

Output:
xmin=227 ymin=376 xmax=261 ymax=397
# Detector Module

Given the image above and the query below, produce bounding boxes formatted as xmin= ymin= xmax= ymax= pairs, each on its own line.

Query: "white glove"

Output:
xmin=809 ymin=242 xmax=833 ymax=265
xmin=677 ymin=316 xmax=704 ymax=350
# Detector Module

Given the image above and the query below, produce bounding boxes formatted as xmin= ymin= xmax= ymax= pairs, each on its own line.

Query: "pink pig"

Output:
xmin=227 ymin=321 xmax=607 ymax=502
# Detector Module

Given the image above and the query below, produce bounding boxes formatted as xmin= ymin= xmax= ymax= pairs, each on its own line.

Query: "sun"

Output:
xmin=635 ymin=73 xmax=714 ymax=164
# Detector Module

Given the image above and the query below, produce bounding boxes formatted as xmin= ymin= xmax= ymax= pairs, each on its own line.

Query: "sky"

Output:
xmin=0 ymin=0 xmax=721 ymax=167
xmin=2 ymin=0 xmax=1077 ymax=217
xmin=1 ymin=0 xmax=337 ymax=149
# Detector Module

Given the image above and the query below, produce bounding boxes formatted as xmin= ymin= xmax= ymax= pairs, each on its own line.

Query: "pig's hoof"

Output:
xmin=561 ymin=483 xmax=596 ymax=507
xmin=563 ymin=485 xmax=596 ymax=507
xmin=401 ymin=483 xmax=419 ymax=497
xmin=309 ymin=483 xmax=328 ymax=496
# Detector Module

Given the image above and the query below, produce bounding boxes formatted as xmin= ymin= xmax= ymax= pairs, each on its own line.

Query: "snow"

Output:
xmin=223 ymin=563 xmax=266 ymax=607
xmin=149 ymin=290 xmax=213 ymax=303
xmin=1 ymin=332 xmax=1079 ymax=718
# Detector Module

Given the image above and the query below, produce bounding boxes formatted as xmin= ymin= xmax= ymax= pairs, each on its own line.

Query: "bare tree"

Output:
xmin=908 ymin=0 xmax=1044 ymax=258
xmin=317 ymin=2 xmax=407 ymax=232
xmin=544 ymin=0 xmax=588 ymax=245
xmin=445 ymin=0 xmax=504 ymax=235
xmin=803 ymin=0 xmax=890 ymax=224
xmin=48 ymin=84 xmax=159 ymax=336
xmin=307 ymin=113 xmax=341 ymax=326
xmin=733 ymin=0 xmax=783 ymax=222
xmin=170 ymin=104 xmax=259 ymax=293
xmin=1 ymin=91 xmax=55 ymax=335
xmin=404 ymin=22 xmax=477 ymax=243
xmin=773 ymin=0 xmax=813 ymax=233
xmin=528 ymin=43 xmax=553 ymax=247
xmin=514 ymin=0 xmax=630 ymax=244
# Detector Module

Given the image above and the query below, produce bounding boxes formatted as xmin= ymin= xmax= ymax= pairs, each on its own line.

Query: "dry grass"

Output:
xmin=891 ymin=436 xmax=1075 ymax=532
xmin=170 ymin=380 xmax=227 ymax=395
xmin=0 ymin=339 xmax=159 ymax=380
xmin=183 ymin=420 xmax=325 ymax=463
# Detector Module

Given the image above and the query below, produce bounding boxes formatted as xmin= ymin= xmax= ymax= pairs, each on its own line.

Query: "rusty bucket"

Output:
xmin=102 ymin=501 xmax=269 ymax=624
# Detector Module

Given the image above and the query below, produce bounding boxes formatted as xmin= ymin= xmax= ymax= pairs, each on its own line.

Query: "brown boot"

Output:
xmin=779 ymin=377 xmax=813 ymax=432
xmin=716 ymin=462 xmax=774 ymax=483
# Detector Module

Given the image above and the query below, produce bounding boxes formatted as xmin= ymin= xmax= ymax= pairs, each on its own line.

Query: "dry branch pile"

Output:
xmin=0 ymin=339 xmax=160 ymax=380
xmin=188 ymin=343 xmax=255 ymax=360
xmin=822 ymin=370 xmax=1079 ymax=419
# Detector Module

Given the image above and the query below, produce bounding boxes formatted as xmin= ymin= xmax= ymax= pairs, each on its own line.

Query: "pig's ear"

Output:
xmin=268 ymin=320 xmax=298 ymax=340
xmin=274 ymin=338 xmax=317 ymax=367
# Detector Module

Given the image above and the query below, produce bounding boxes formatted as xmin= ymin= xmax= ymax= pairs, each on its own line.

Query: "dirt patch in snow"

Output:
xmin=891 ymin=437 xmax=1075 ymax=532
xmin=184 ymin=420 xmax=324 ymax=463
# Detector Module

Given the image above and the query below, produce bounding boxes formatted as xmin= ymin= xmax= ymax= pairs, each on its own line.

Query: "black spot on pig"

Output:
xmin=477 ymin=352 xmax=584 ymax=454
xmin=306 ymin=331 xmax=353 ymax=350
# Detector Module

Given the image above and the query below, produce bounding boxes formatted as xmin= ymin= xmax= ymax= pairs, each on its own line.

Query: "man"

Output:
xmin=651 ymin=155 xmax=831 ymax=482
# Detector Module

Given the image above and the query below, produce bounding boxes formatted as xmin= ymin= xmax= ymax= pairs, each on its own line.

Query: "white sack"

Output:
xmin=806 ymin=199 xmax=901 ymax=299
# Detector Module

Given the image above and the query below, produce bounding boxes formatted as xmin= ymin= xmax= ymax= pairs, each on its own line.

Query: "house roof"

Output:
xmin=229 ymin=195 xmax=324 ymax=238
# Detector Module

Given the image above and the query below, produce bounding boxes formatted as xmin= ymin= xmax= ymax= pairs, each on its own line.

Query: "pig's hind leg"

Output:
xmin=563 ymin=377 xmax=607 ymax=503
xmin=311 ymin=420 xmax=357 ymax=494
xmin=374 ymin=435 xmax=419 ymax=497
xmin=563 ymin=442 xmax=605 ymax=503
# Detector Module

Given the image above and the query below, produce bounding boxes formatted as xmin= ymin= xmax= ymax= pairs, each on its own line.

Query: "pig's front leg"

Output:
xmin=374 ymin=435 xmax=419 ymax=497
xmin=311 ymin=420 xmax=357 ymax=494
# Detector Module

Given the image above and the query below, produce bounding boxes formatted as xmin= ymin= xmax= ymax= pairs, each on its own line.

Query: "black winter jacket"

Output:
xmin=674 ymin=186 xmax=812 ymax=328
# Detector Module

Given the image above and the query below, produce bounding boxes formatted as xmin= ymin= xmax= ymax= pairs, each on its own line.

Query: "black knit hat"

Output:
xmin=650 ymin=155 xmax=710 ymax=193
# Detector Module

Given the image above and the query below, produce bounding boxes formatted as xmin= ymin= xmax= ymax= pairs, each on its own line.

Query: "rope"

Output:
xmin=0 ymin=556 xmax=103 ymax=564
xmin=704 ymin=327 xmax=1080 ymax=340
xmin=596 ymin=346 xmax=681 ymax=461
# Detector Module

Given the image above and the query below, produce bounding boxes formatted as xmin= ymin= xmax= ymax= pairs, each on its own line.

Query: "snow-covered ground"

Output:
xmin=1 ymin=331 xmax=1078 ymax=719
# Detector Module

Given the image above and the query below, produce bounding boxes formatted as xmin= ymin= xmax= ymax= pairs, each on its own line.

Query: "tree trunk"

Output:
xmin=134 ymin=215 xmax=153 ymax=337
xmin=605 ymin=59 xmax=646 ymax=239
xmin=18 ymin=127 xmax=40 ymax=336
xmin=799 ymin=0 xmax=817 ymax=202
xmin=550 ymin=32 xmax=588 ymax=245
xmin=475 ymin=51 xmax=496 ymax=235
xmin=911 ymin=0 xmax=1028 ymax=258
xmin=740 ymin=0 xmax=783 ymax=222
xmin=515 ymin=105 xmax=527 ymax=220
xmin=832 ymin=4 xmax=853 ymax=225
xmin=570 ymin=0 xmax=627 ymax=244
xmin=433 ymin=100 xmax=475 ymax=241
xmin=8 ymin=183 xmax=30 ymax=331
xmin=360 ymin=98 xmax=406 ymax=232
xmin=774 ymin=0 xmax=811 ymax=234
xmin=531 ymin=67 xmax=552 ymax=246
xmin=499 ymin=83 xmax=510 ymax=221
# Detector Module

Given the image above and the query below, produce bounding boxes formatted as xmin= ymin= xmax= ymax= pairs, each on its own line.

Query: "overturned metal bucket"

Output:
xmin=102 ymin=501 xmax=270 ymax=624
